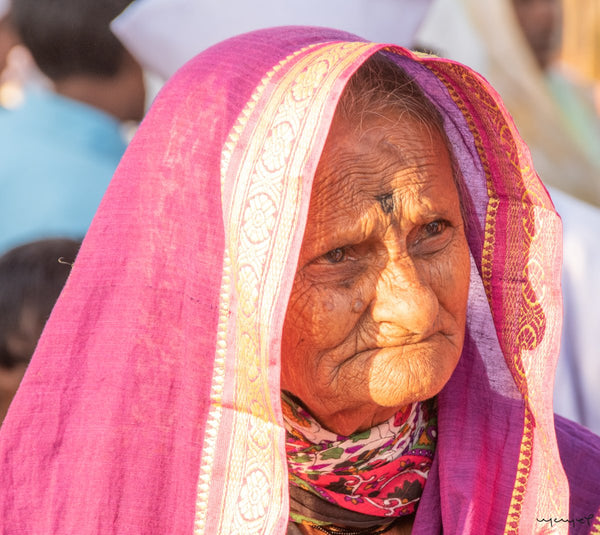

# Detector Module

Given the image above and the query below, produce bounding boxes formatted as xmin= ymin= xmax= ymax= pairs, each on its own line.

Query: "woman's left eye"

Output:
xmin=412 ymin=219 xmax=452 ymax=253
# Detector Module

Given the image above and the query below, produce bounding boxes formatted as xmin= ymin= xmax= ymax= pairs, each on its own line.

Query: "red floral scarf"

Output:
xmin=283 ymin=394 xmax=437 ymax=522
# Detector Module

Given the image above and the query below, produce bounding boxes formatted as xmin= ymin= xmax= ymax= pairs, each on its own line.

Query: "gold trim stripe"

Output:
xmin=194 ymin=40 xmax=380 ymax=534
xmin=590 ymin=508 xmax=600 ymax=535
xmin=423 ymin=61 xmax=540 ymax=534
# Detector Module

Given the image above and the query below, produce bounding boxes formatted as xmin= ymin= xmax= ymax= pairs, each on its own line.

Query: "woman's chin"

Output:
xmin=366 ymin=345 xmax=459 ymax=408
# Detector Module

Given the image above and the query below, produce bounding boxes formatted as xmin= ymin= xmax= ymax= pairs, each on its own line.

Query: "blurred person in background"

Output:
xmin=0 ymin=0 xmax=18 ymax=78
xmin=0 ymin=0 xmax=145 ymax=254
xmin=416 ymin=0 xmax=600 ymax=435
xmin=416 ymin=0 xmax=600 ymax=206
xmin=0 ymin=238 xmax=80 ymax=426
xmin=512 ymin=0 xmax=600 ymax=182
xmin=0 ymin=0 xmax=48 ymax=109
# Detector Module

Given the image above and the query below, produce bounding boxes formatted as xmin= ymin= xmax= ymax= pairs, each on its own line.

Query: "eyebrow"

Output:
xmin=375 ymin=192 xmax=395 ymax=214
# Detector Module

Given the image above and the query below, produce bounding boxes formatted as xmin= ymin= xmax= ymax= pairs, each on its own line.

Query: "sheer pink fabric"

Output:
xmin=1 ymin=26 xmax=598 ymax=534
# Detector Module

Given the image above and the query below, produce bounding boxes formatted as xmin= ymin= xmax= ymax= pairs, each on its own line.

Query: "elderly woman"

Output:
xmin=0 ymin=27 xmax=599 ymax=534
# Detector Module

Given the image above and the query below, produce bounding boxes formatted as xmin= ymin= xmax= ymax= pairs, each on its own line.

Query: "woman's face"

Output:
xmin=281 ymin=112 xmax=471 ymax=436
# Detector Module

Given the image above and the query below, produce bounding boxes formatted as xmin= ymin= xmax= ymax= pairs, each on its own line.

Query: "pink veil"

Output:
xmin=1 ymin=26 xmax=596 ymax=534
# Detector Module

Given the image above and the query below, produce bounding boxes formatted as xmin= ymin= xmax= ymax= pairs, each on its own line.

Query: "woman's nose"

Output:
xmin=370 ymin=256 xmax=439 ymax=336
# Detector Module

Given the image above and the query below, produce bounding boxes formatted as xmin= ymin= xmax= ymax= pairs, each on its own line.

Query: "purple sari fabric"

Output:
xmin=0 ymin=26 xmax=599 ymax=534
xmin=555 ymin=416 xmax=600 ymax=532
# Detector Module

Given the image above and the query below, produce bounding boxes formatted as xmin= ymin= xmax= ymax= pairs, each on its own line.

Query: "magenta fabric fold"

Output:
xmin=1 ymin=26 xmax=599 ymax=534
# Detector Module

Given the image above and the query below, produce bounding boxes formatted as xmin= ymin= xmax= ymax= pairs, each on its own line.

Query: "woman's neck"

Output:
xmin=283 ymin=391 xmax=404 ymax=436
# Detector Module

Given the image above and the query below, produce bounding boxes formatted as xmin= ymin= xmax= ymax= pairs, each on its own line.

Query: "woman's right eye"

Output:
xmin=304 ymin=244 xmax=369 ymax=283
xmin=323 ymin=248 xmax=346 ymax=264
xmin=310 ymin=246 xmax=355 ymax=266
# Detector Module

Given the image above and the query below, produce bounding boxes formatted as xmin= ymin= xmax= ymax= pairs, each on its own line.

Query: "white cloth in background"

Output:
xmin=112 ymin=0 xmax=432 ymax=80
xmin=550 ymin=188 xmax=600 ymax=434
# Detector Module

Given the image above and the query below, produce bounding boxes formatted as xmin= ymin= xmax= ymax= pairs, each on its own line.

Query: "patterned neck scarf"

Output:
xmin=283 ymin=394 xmax=437 ymax=521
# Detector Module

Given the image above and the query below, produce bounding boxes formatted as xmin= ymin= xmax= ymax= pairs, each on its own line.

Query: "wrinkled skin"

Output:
xmin=281 ymin=113 xmax=471 ymax=436
xmin=512 ymin=0 xmax=563 ymax=71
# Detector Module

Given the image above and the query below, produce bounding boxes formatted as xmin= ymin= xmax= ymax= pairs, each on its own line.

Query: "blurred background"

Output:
xmin=562 ymin=0 xmax=600 ymax=89
xmin=2 ymin=1 xmax=599 ymax=105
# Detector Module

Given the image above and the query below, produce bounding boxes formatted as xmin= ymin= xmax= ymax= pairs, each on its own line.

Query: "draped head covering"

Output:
xmin=1 ymin=26 xmax=599 ymax=534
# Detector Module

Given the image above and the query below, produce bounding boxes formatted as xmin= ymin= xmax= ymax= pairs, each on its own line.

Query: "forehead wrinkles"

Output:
xmin=310 ymin=125 xmax=445 ymax=218
xmin=310 ymin=149 xmax=402 ymax=214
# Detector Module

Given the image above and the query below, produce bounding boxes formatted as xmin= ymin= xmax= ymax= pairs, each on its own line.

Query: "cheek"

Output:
xmin=282 ymin=280 xmax=360 ymax=359
xmin=281 ymin=280 xmax=359 ymax=396
xmin=448 ymin=244 xmax=471 ymax=322
xmin=427 ymin=241 xmax=471 ymax=321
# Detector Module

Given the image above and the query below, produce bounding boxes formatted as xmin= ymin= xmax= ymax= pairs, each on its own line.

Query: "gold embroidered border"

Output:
xmin=425 ymin=62 xmax=537 ymax=534
xmin=504 ymin=405 xmax=535 ymax=534
xmin=430 ymin=60 xmax=568 ymax=532
xmin=590 ymin=508 xmax=600 ymax=535
xmin=222 ymin=40 xmax=378 ymax=533
xmin=194 ymin=40 xmax=380 ymax=534
xmin=429 ymin=67 xmax=499 ymax=306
